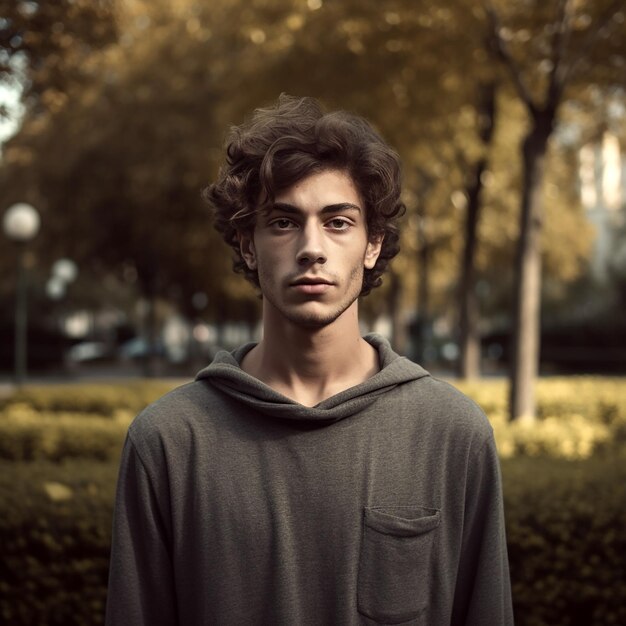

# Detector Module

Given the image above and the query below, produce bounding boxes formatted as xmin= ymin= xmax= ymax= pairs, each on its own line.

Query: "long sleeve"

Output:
xmin=105 ymin=434 xmax=178 ymax=626
xmin=451 ymin=435 xmax=514 ymax=625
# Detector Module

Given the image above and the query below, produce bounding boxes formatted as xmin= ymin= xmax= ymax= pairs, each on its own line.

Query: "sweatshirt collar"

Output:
xmin=195 ymin=334 xmax=429 ymax=424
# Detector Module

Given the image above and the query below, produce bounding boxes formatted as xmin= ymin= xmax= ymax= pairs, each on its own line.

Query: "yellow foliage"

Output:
xmin=0 ymin=411 xmax=131 ymax=462
xmin=1 ymin=377 xmax=625 ymax=462
xmin=42 ymin=482 xmax=74 ymax=502
xmin=454 ymin=376 xmax=626 ymax=459
xmin=491 ymin=412 xmax=611 ymax=460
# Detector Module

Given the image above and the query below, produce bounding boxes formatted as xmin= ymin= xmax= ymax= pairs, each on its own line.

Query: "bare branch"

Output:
xmin=482 ymin=0 xmax=538 ymax=114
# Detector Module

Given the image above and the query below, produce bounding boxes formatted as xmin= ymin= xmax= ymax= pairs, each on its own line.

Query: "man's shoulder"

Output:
xmin=404 ymin=373 xmax=494 ymax=443
xmin=127 ymin=379 xmax=223 ymax=448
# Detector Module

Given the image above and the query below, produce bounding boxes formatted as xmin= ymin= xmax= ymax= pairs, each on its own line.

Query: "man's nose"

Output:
xmin=296 ymin=224 xmax=327 ymax=265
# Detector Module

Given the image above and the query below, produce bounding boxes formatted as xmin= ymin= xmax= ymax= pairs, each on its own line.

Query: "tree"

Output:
xmin=0 ymin=0 xmax=273 ymax=316
xmin=0 ymin=0 xmax=286 ymax=373
xmin=456 ymin=80 xmax=498 ymax=379
xmin=1 ymin=0 xmax=610 ymax=376
xmin=0 ymin=0 xmax=117 ymax=101
xmin=484 ymin=0 xmax=626 ymax=420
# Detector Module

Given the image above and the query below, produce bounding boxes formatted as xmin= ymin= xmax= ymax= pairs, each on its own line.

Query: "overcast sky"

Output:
xmin=0 ymin=82 xmax=24 ymax=149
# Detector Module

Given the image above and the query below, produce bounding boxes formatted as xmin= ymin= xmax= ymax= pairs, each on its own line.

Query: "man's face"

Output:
xmin=240 ymin=169 xmax=382 ymax=329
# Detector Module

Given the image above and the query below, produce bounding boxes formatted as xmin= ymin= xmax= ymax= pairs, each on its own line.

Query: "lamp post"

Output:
xmin=3 ymin=203 xmax=41 ymax=387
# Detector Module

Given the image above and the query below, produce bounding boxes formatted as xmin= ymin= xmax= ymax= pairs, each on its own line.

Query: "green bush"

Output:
xmin=489 ymin=411 xmax=615 ymax=459
xmin=0 ymin=460 xmax=117 ymax=626
xmin=454 ymin=377 xmax=626 ymax=459
xmin=502 ymin=453 xmax=626 ymax=626
xmin=4 ymin=377 xmax=625 ymax=463
xmin=0 ymin=378 xmax=625 ymax=625
xmin=1 ymin=454 xmax=625 ymax=626
xmin=0 ymin=409 xmax=130 ymax=462
xmin=0 ymin=380 xmax=182 ymax=417
xmin=454 ymin=377 xmax=626 ymax=425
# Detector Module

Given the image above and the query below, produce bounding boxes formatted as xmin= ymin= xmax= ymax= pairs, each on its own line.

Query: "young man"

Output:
xmin=106 ymin=95 xmax=514 ymax=625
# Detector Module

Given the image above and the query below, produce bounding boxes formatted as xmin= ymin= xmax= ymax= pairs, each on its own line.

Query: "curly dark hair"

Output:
xmin=202 ymin=94 xmax=405 ymax=296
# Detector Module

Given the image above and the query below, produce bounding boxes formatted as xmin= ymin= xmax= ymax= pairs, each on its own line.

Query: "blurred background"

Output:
xmin=1 ymin=1 xmax=625 ymax=625
xmin=1 ymin=0 xmax=625 ymax=387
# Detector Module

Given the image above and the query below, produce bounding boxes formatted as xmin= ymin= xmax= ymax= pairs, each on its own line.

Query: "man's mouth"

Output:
xmin=289 ymin=277 xmax=334 ymax=294
xmin=290 ymin=277 xmax=333 ymax=286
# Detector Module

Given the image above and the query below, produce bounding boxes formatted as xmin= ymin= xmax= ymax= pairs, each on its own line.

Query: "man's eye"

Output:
xmin=328 ymin=218 xmax=350 ymax=230
xmin=272 ymin=219 xmax=294 ymax=229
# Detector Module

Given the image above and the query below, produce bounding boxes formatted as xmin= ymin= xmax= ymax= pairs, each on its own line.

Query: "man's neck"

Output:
xmin=240 ymin=302 xmax=380 ymax=407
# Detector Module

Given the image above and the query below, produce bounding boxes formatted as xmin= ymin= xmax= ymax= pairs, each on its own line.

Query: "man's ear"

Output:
xmin=239 ymin=231 xmax=257 ymax=270
xmin=364 ymin=235 xmax=383 ymax=270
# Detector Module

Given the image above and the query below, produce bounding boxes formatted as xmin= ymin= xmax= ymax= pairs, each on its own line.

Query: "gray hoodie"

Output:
xmin=105 ymin=334 xmax=513 ymax=625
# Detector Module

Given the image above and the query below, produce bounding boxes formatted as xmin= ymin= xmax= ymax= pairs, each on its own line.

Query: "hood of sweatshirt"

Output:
xmin=195 ymin=334 xmax=430 ymax=425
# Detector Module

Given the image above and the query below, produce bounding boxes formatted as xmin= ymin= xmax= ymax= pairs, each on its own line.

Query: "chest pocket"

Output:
xmin=357 ymin=505 xmax=440 ymax=624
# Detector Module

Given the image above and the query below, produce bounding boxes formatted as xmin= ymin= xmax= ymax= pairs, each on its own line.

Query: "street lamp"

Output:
xmin=3 ymin=203 xmax=41 ymax=386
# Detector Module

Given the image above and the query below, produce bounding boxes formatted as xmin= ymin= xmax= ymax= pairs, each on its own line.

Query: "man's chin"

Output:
xmin=285 ymin=311 xmax=339 ymax=329
xmin=279 ymin=302 xmax=347 ymax=329
xmin=263 ymin=292 xmax=359 ymax=330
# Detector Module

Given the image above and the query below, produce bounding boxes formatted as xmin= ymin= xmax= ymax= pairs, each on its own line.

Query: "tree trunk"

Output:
xmin=457 ymin=81 xmax=496 ymax=380
xmin=509 ymin=112 xmax=552 ymax=422
xmin=457 ymin=257 xmax=480 ymax=379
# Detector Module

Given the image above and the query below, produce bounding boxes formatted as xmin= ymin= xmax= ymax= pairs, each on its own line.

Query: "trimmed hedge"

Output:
xmin=0 ymin=380 xmax=182 ymax=416
xmin=0 ymin=460 xmax=117 ymax=626
xmin=0 ymin=408 xmax=130 ymax=462
xmin=1 ymin=378 xmax=625 ymax=625
xmin=503 ymin=453 xmax=626 ymax=626
xmin=454 ymin=376 xmax=626 ymax=425
xmin=457 ymin=377 xmax=626 ymax=459
xmin=2 ymin=407 xmax=620 ymax=463
xmin=1 ymin=454 xmax=625 ymax=626
xmin=2 ymin=377 xmax=625 ymax=463
xmin=3 ymin=377 xmax=624 ymax=426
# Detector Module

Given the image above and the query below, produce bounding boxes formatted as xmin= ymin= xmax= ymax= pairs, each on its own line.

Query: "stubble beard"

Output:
xmin=259 ymin=263 xmax=364 ymax=329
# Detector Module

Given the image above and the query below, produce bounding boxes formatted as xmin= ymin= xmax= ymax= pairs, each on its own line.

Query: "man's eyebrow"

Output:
xmin=268 ymin=202 xmax=362 ymax=214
